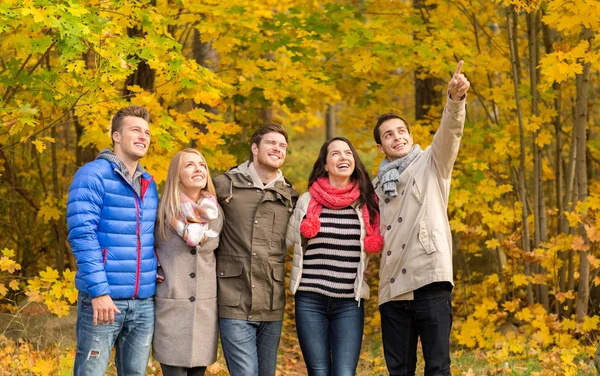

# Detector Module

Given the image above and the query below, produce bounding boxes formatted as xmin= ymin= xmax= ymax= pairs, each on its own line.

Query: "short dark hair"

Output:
xmin=111 ymin=105 xmax=150 ymax=136
xmin=249 ymin=123 xmax=288 ymax=162
xmin=373 ymin=112 xmax=410 ymax=144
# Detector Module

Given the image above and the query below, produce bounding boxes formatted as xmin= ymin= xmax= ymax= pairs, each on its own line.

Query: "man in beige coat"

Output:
xmin=373 ymin=61 xmax=470 ymax=376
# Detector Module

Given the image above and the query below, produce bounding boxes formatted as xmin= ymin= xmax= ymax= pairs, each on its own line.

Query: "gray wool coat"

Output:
xmin=152 ymin=212 xmax=223 ymax=368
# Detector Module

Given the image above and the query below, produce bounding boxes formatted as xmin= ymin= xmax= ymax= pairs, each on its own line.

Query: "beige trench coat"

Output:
xmin=374 ymin=96 xmax=466 ymax=305
xmin=152 ymin=212 xmax=223 ymax=368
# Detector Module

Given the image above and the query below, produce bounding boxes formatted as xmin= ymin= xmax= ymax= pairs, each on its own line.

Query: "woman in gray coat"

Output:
xmin=153 ymin=148 xmax=223 ymax=376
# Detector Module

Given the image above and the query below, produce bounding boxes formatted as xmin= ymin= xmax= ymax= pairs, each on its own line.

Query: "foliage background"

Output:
xmin=1 ymin=0 xmax=600 ymax=374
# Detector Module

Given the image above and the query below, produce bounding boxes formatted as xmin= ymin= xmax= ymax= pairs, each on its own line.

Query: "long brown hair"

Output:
xmin=156 ymin=149 xmax=216 ymax=241
xmin=308 ymin=137 xmax=379 ymax=225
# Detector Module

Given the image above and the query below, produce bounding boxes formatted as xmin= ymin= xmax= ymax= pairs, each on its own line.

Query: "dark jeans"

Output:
xmin=160 ymin=364 xmax=206 ymax=376
xmin=295 ymin=291 xmax=364 ymax=376
xmin=219 ymin=318 xmax=282 ymax=376
xmin=380 ymin=282 xmax=453 ymax=376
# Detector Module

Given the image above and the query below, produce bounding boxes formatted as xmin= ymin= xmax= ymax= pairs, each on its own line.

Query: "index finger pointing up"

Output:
xmin=454 ymin=60 xmax=464 ymax=77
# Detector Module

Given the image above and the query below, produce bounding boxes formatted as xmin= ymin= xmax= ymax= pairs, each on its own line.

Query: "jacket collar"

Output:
xmin=225 ymin=162 xmax=298 ymax=201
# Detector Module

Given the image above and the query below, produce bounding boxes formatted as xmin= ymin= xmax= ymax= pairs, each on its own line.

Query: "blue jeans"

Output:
xmin=380 ymin=282 xmax=453 ymax=376
xmin=73 ymin=292 xmax=154 ymax=376
xmin=219 ymin=318 xmax=282 ymax=376
xmin=295 ymin=291 xmax=364 ymax=376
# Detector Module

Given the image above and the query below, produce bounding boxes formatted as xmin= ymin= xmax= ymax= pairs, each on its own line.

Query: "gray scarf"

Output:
xmin=377 ymin=145 xmax=423 ymax=197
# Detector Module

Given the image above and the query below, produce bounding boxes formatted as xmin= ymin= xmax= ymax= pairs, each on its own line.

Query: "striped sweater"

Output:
xmin=298 ymin=207 xmax=361 ymax=298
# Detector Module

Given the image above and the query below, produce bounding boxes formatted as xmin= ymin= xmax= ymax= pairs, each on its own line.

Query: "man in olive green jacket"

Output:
xmin=373 ymin=61 xmax=470 ymax=376
xmin=213 ymin=123 xmax=298 ymax=376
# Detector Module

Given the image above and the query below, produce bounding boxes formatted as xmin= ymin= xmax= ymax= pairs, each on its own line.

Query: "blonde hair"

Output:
xmin=156 ymin=148 xmax=216 ymax=241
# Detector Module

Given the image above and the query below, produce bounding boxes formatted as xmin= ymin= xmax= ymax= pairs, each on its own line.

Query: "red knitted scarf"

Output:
xmin=300 ymin=177 xmax=383 ymax=254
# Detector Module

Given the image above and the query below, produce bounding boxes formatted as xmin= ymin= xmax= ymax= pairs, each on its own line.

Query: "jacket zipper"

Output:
xmin=112 ymin=167 xmax=148 ymax=299
xmin=133 ymin=195 xmax=141 ymax=298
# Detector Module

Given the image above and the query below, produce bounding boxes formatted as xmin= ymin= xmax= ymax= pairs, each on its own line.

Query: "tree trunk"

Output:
xmin=413 ymin=0 xmax=441 ymax=121
xmin=123 ymin=1 xmax=157 ymax=96
xmin=508 ymin=7 xmax=534 ymax=306
xmin=191 ymin=28 xmax=217 ymax=138
xmin=51 ymin=125 xmax=65 ymax=273
xmin=575 ymin=28 xmax=593 ymax=323
xmin=528 ymin=10 xmax=550 ymax=311
xmin=326 ymin=104 xmax=336 ymax=140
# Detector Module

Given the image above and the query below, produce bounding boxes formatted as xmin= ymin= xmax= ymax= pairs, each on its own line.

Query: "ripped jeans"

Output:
xmin=74 ymin=292 xmax=154 ymax=376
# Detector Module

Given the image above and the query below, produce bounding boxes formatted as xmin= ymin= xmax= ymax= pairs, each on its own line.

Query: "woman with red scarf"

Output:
xmin=286 ymin=137 xmax=383 ymax=376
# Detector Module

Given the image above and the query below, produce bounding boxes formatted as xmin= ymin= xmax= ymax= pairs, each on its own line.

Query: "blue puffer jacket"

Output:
xmin=67 ymin=157 xmax=158 ymax=299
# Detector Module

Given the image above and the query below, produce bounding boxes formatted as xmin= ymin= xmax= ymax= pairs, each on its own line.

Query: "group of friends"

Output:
xmin=66 ymin=61 xmax=470 ymax=376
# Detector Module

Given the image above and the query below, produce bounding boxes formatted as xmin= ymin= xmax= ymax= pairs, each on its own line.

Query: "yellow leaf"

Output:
xmin=40 ymin=267 xmax=59 ymax=283
xmin=562 ymin=318 xmax=576 ymax=331
xmin=502 ymin=299 xmax=521 ymax=313
xmin=513 ymin=274 xmax=529 ymax=287
xmin=585 ymin=224 xmax=600 ymax=242
xmin=582 ymin=315 xmax=600 ymax=332
xmin=486 ymin=238 xmax=500 ymax=250
xmin=9 ymin=280 xmax=19 ymax=290
xmin=352 ymin=53 xmax=376 ymax=73
xmin=535 ymin=129 xmax=552 ymax=147
xmin=0 ymin=283 xmax=7 ymax=297
xmin=1 ymin=248 xmax=15 ymax=257
xmin=516 ymin=307 xmax=533 ymax=322
xmin=555 ymin=291 xmax=575 ymax=303
xmin=0 ymin=256 xmax=21 ymax=273
xmin=588 ymin=255 xmax=600 ymax=269
xmin=32 ymin=139 xmax=46 ymax=153
xmin=564 ymin=212 xmax=581 ymax=227
xmin=68 ymin=2 xmax=89 ymax=17
xmin=38 ymin=201 xmax=62 ymax=223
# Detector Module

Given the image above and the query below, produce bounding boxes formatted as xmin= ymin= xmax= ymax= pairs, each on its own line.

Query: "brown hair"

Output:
xmin=249 ymin=124 xmax=288 ymax=162
xmin=373 ymin=112 xmax=410 ymax=145
xmin=111 ymin=105 xmax=150 ymax=143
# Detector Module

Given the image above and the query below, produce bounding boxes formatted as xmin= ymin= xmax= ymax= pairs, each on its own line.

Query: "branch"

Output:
xmin=0 ymin=90 xmax=89 ymax=152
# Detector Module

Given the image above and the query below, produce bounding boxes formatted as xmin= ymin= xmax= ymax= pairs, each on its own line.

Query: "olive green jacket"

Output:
xmin=213 ymin=162 xmax=298 ymax=321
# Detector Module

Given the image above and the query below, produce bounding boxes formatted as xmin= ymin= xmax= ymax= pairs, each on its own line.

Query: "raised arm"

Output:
xmin=431 ymin=60 xmax=470 ymax=179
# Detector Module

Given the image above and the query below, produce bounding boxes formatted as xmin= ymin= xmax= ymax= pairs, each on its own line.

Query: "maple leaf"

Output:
xmin=581 ymin=315 xmax=600 ymax=332
xmin=512 ymin=274 xmax=529 ymax=287
xmin=40 ymin=267 xmax=59 ymax=283
xmin=564 ymin=212 xmax=582 ymax=227
xmin=486 ymin=238 xmax=500 ymax=250
xmin=571 ymin=236 xmax=590 ymax=252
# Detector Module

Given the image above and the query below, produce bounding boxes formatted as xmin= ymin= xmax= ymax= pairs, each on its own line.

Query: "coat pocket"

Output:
xmin=216 ymin=261 xmax=243 ymax=307
xmin=418 ymin=220 xmax=436 ymax=255
xmin=271 ymin=262 xmax=286 ymax=311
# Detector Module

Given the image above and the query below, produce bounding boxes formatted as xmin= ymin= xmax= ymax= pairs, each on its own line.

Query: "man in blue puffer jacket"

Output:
xmin=67 ymin=105 xmax=158 ymax=376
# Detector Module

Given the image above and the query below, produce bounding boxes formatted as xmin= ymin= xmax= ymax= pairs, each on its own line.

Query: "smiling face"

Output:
xmin=112 ymin=116 xmax=151 ymax=163
xmin=326 ymin=140 xmax=355 ymax=183
xmin=251 ymin=131 xmax=288 ymax=171
xmin=377 ymin=118 xmax=413 ymax=161
xmin=178 ymin=152 xmax=208 ymax=198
